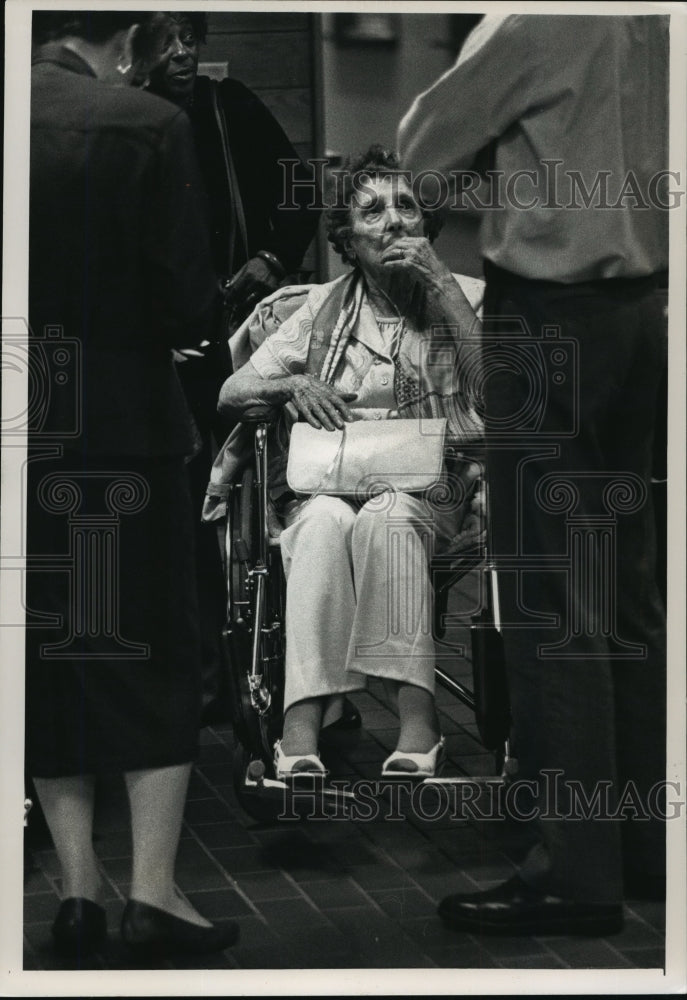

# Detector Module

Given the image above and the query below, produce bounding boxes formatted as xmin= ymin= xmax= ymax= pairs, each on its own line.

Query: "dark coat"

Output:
xmin=29 ymin=45 xmax=220 ymax=457
xmin=189 ymin=75 xmax=320 ymax=277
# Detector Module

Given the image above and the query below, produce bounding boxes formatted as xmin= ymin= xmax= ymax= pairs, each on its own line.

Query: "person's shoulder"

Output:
xmin=258 ymin=275 xmax=347 ymax=325
xmin=31 ymin=68 xmax=186 ymax=140
xmin=257 ymin=277 xmax=344 ymax=321
xmin=99 ymin=85 xmax=185 ymax=130
xmin=499 ymin=13 xmax=611 ymax=49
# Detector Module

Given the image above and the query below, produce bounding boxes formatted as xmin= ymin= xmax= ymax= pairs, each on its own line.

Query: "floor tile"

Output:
xmin=233 ymin=870 xmax=303 ymax=902
xmin=299 ymin=877 xmax=370 ymax=909
xmin=23 ymin=685 xmax=666 ymax=973
xmin=184 ymin=887 xmax=254 ymax=919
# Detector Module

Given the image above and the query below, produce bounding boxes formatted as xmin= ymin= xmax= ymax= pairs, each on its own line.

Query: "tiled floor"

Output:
xmin=23 ymin=578 xmax=666 ymax=973
xmin=23 ymin=695 xmax=666 ymax=972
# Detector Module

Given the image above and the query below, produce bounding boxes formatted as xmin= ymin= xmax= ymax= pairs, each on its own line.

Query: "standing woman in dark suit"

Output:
xmin=27 ymin=12 xmax=236 ymax=958
xmin=142 ymin=11 xmax=322 ymax=723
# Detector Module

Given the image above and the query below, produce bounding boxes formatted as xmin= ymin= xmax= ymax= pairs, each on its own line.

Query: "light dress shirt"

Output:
xmin=398 ymin=15 xmax=669 ymax=283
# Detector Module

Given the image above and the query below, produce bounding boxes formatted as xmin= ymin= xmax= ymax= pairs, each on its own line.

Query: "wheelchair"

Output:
xmin=216 ymin=406 xmax=511 ymax=822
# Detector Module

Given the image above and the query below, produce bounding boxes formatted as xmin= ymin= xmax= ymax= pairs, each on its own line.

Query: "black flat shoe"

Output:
xmin=121 ymin=899 xmax=239 ymax=956
xmin=52 ymin=897 xmax=107 ymax=956
xmin=438 ymin=874 xmax=623 ymax=936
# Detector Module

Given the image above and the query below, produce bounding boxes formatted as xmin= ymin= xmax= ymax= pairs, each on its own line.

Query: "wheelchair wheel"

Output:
xmin=232 ymin=464 xmax=254 ymax=610
xmin=225 ymin=462 xmax=284 ymax=773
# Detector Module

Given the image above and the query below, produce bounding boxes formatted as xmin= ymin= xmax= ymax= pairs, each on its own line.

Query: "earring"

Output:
xmin=116 ymin=59 xmax=132 ymax=76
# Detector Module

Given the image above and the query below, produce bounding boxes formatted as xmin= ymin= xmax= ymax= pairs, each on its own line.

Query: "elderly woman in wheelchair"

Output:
xmin=214 ymin=146 xmax=484 ymax=782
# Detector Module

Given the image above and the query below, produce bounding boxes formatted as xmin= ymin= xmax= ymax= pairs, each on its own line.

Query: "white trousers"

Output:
xmin=279 ymin=492 xmax=458 ymax=715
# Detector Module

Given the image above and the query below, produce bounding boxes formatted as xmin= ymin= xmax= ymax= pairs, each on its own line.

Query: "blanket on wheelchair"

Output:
xmin=203 ymin=271 xmax=485 ymax=523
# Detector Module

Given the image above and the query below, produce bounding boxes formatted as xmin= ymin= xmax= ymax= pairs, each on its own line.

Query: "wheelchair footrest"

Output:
xmin=422 ymin=775 xmax=506 ymax=786
xmin=242 ymin=760 xmax=358 ymax=804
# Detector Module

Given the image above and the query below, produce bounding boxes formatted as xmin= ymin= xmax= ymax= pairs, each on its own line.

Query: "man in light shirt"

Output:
xmin=399 ymin=15 xmax=668 ymax=936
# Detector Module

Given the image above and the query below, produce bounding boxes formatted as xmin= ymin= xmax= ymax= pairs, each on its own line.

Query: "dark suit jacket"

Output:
xmin=189 ymin=76 xmax=320 ymax=277
xmin=30 ymin=45 xmax=220 ymax=457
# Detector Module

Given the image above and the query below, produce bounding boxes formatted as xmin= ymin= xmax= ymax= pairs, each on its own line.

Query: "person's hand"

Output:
xmin=221 ymin=256 xmax=283 ymax=329
xmin=288 ymin=375 xmax=357 ymax=430
xmin=380 ymin=236 xmax=453 ymax=288
xmin=172 ymin=340 xmax=212 ymax=364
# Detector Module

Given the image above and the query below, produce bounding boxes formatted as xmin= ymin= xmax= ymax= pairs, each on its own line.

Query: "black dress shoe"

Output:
xmin=121 ymin=899 xmax=239 ymax=956
xmin=52 ymin=898 xmax=107 ymax=956
xmin=438 ymin=875 xmax=623 ymax=936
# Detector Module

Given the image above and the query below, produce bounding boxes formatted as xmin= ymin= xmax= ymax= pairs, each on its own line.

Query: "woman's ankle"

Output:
xmin=395 ymin=682 xmax=440 ymax=753
xmin=280 ymin=697 xmax=324 ymax=756
xmin=278 ymin=733 xmax=320 ymax=757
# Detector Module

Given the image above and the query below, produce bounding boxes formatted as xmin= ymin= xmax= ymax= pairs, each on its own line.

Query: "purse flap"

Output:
xmin=286 ymin=418 xmax=447 ymax=497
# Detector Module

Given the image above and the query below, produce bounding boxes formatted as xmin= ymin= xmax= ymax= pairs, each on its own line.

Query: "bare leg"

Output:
xmin=280 ymin=696 xmax=324 ymax=757
xmin=124 ymin=763 xmax=210 ymax=927
xmin=32 ymin=775 xmax=101 ymax=901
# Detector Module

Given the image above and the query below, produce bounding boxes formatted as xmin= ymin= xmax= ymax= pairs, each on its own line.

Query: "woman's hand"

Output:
xmin=288 ymin=375 xmax=357 ymax=431
xmin=380 ymin=236 xmax=454 ymax=291
xmin=218 ymin=362 xmax=356 ymax=428
xmin=382 ymin=237 xmax=481 ymax=341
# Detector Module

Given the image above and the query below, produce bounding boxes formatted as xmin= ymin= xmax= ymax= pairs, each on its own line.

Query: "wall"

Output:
xmin=320 ymin=13 xmax=483 ymax=280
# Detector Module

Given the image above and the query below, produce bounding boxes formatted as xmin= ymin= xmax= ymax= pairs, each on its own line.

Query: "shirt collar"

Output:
xmin=355 ymin=295 xmax=396 ymax=360
xmin=32 ymin=43 xmax=97 ymax=78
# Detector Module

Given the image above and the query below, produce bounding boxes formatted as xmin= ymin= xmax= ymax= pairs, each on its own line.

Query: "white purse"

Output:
xmin=286 ymin=418 xmax=448 ymax=498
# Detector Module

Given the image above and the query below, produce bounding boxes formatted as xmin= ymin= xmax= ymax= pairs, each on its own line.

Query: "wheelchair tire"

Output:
xmin=233 ymin=465 xmax=254 ymax=608
xmin=231 ymin=744 xmax=283 ymax=825
xmin=226 ymin=465 xmax=262 ymax=750
xmin=226 ymin=463 xmax=285 ymax=766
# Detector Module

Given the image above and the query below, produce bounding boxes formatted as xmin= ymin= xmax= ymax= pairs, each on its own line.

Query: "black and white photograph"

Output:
xmin=1 ymin=1 xmax=686 ymax=994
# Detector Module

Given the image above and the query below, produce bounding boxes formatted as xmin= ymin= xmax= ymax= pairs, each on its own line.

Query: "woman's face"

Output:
xmin=147 ymin=16 xmax=199 ymax=104
xmin=347 ymin=174 xmax=424 ymax=278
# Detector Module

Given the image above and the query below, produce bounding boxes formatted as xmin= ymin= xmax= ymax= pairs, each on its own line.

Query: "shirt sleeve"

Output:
xmin=398 ymin=15 xmax=548 ymax=175
xmin=248 ymin=296 xmax=314 ymax=379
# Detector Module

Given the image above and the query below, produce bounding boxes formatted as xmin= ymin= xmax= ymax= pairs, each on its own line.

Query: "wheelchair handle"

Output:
xmin=241 ymin=405 xmax=281 ymax=424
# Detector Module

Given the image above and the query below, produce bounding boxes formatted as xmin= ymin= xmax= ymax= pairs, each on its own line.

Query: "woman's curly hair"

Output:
xmin=325 ymin=145 xmax=443 ymax=267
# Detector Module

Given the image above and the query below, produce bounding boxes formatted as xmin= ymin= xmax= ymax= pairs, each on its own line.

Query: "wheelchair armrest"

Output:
xmin=241 ymin=405 xmax=281 ymax=424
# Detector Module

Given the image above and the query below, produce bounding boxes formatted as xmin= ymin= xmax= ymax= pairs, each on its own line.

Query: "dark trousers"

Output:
xmin=482 ymin=265 xmax=667 ymax=903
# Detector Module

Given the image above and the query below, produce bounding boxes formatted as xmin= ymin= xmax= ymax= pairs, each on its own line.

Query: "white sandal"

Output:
xmin=381 ymin=737 xmax=446 ymax=778
xmin=273 ymin=739 xmax=328 ymax=780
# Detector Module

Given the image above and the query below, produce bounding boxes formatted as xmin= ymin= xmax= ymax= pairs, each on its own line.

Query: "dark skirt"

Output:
xmin=25 ymin=453 xmax=202 ymax=777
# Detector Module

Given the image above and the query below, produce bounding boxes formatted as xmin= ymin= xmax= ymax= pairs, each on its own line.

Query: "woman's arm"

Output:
xmin=381 ymin=236 xmax=482 ymax=342
xmin=218 ymin=360 xmax=357 ymax=431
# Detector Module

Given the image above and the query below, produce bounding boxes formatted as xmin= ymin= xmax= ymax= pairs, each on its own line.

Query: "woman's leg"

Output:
xmin=279 ymin=496 xmax=363 ymax=755
xmin=280 ymin=697 xmax=324 ymax=758
xmin=124 ymin=763 xmax=210 ymax=927
xmin=32 ymin=775 xmax=101 ymax=901
xmin=394 ymin=681 xmax=440 ymax=753
xmin=349 ymin=492 xmax=453 ymax=752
